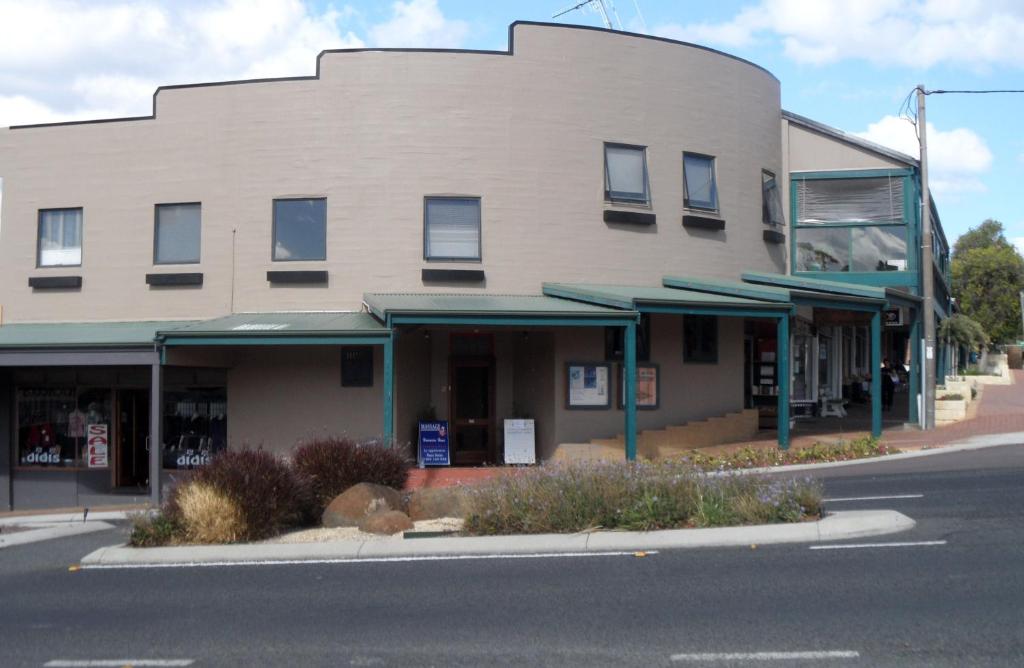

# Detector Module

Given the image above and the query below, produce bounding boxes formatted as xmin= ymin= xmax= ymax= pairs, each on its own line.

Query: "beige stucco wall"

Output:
xmin=0 ymin=23 xmax=783 ymax=324
xmin=552 ymin=314 xmax=745 ymax=446
xmin=226 ymin=345 xmax=383 ymax=453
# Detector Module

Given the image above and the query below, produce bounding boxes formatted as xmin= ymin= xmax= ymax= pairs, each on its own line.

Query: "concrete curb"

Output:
xmin=78 ymin=510 xmax=913 ymax=567
xmin=727 ymin=431 xmax=1024 ymax=476
xmin=0 ymin=510 xmax=140 ymax=526
xmin=1 ymin=522 xmax=115 ymax=549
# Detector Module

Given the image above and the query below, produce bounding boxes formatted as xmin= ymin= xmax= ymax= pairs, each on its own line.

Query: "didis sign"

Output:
xmin=87 ymin=424 xmax=109 ymax=468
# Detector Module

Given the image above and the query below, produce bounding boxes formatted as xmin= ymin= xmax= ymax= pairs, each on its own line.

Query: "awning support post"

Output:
xmin=149 ymin=354 xmax=163 ymax=507
xmin=624 ymin=319 xmax=638 ymax=461
xmin=777 ymin=314 xmax=790 ymax=450
xmin=383 ymin=333 xmax=394 ymax=447
xmin=908 ymin=309 xmax=920 ymax=424
xmin=871 ymin=310 xmax=882 ymax=438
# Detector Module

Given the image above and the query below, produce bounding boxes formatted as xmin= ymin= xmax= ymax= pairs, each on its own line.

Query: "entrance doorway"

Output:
xmin=449 ymin=357 xmax=495 ymax=465
xmin=116 ymin=389 xmax=149 ymax=489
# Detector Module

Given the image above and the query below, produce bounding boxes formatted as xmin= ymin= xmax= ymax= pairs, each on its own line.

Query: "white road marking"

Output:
xmin=671 ymin=650 xmax=859 ymax=661
xmin=810 ymin=540 xmax=946 ymax=550
xmin=824 ymin=494 xmax=923 ymax=502
xmin=79 ymin=550 xmax=658 ymax=570
xmin=45 ymin=661 xmax=194 ymax=667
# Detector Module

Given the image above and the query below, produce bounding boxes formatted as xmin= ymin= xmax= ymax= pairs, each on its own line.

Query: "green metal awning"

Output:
xmin=542 ymin=283 xmax=792 ymax=317
xmin=363 ymin=293 xmax=637 ymax=327
xmin=663 ymin=274 xmax=887 ymax=312
xmin=0 ymin=320 xmax=197 ymax=349
xmin=741 ymin=272 xmax=887 ymax=301
xmin=662 ymin=276 xmax=791 ymax=303
xmin=158 ymin=312 xmax=390 ymax=346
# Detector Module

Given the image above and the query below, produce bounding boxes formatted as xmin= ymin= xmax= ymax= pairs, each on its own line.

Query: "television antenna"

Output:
xmin=553 ymin=0 xmax=622 ymax=31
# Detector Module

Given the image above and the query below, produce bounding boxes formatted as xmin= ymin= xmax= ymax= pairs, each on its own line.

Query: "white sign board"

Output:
xmin=87 ymin=423 xmax=109 ymax=468
xmin=503 ymin=419 xmax=536 ymax=465
xmin=567 ymin=364 xmax=609 ymax=407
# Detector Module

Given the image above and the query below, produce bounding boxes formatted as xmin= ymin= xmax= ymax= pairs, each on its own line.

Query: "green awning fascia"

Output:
xmin=543 ymin=283 xmax=793 ymax=318
xmin=886 ymin=289 xmax=923 ymax=310
xmin=364 ymin=293 xmax=637 ymax=328
xmin=0 ymin=320 xmax=197 ymax=349
xmin=741 ymin=271 xmax=887 ymax=301
xmin=158 ymin=312 xmax=390 ymax=346
xmin=662 ymin=276 xmax=791 ymax=303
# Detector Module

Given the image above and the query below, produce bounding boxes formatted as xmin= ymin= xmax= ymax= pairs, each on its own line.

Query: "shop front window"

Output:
xmin=163 ymin=390 xmax=227 ymax=470
xmin=17 ymin=388 xmax=112 ymax=468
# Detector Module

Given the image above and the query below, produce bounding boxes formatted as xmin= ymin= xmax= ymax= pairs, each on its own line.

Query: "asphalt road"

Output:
xmin=1 ymin=443 xmax=1023 ymax=667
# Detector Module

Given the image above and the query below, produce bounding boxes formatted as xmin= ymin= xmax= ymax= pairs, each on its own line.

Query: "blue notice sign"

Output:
xmin=418 ymin=421 xmax=450 ymax=467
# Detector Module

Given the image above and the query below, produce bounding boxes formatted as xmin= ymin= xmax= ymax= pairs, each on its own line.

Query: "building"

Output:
xmin=0 ymin=22 xmax=950 ymax=510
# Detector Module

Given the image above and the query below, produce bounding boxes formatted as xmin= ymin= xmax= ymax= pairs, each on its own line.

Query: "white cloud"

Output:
xmin=368 ymin=0 xmax=468 ymax=48
xmin=855 ymin=114 xmax=994 ymax=199
xmin=0 ymin=0 xmax=367 ymax=127
xmin=1014 ymin=236 xmax=1024 ymax=258
xmin=653 ymin=0 xmax=1024 ymax=69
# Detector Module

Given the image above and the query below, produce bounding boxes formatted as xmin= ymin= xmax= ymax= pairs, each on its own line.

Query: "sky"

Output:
xmin=0 ymin=0 xmax=1021 ymax=252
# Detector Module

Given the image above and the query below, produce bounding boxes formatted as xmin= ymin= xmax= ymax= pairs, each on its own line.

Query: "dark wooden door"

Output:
xmin=116 ymin=389 xmax=149 ymax=488
xmin=449 ymin=357 xmax=495 ymax=465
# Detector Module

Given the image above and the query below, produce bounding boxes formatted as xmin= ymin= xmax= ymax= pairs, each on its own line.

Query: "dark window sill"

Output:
xmin=28 ymin=276 xmax=82 ymax=290
xmin=682 ymin=214 xmax=725 ymax=231
xmin=267 ymin=270 xmax=329 ymax=284
xmin=147 ymin=272 xmax=203 ymax=286
xmin=604 ymin=210 xmax=656 ymax=226
xmin=422 ymin=268 xmax=485 ymax=283
xmin=763 ymin=229 xmax=786 ymax=244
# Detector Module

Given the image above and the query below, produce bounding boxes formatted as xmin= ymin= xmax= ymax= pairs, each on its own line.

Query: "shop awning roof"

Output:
xmin=0 ymin=320 xmax=196 ymax=349
xmin=662 ymin=276 xmax=791 ymax=303
xmin=363 ymin=293 xmax=636 ymax=326
xmin=663 ymin=273 xmax=888 ymax=311
xmin=741 ymin=272 xmax=888 ymax=301
xmin=157 ymin=312 xmax=389 ymax=345
xmin=542 ymin=283 xmax=791 ymax=316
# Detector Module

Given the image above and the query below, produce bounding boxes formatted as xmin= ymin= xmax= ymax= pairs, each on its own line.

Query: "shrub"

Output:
xmin=167 ymin=449 xmax=305 ymax=542
xmin=176 ymin=482 xmax=247 ymax=544
xmin=128 ymin=511 xmax=182 ymax=547
xmin=938 ymin=393 xmax=964 ymax=401
xmin=682 ymin=437 xmax=897 ymax=471
xmin=292 ymin=437 xmax=411 ymax=517
xmin=462 ymin=460 xmax=822 ymax=535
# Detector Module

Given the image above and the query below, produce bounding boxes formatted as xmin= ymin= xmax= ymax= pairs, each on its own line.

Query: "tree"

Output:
xmin=950 ymin=219 xmax=1024 ymax=344
xmin=952 ymin=219 xmax=1013 ymax=259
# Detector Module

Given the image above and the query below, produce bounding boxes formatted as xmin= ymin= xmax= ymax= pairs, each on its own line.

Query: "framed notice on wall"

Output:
xmin=618 ymin=364 xmax=660 ymax=410
xmin=566 ymin=362 xmax=611 ymax=409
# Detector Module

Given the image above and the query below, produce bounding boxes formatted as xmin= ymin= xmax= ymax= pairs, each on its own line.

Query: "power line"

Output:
xmin=925 ymin=88 xmax=1024 ymax=95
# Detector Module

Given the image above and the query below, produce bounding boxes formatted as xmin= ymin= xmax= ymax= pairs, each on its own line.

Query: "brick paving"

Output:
xmin=882 ymin=369 xmax=1024 ymax=448
xmin=405 ymin=371 xmax=1022 ymax=488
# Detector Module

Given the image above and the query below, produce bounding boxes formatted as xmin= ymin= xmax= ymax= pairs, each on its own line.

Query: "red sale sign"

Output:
xmin=87 ymin=424 xmax=109 ymax=468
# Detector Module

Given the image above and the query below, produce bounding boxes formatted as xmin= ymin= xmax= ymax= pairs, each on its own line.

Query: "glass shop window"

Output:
xmin=17 ymin=387 xmax=112 ymax=468
xmin=163 ymin=390 xmax=227 ymax=470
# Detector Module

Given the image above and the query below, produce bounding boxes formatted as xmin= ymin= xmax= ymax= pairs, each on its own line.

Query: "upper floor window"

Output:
xmin=795 ymin=176 xmax=903 ymax=225
xmin=273 ymin=198 xmax=326 ymax=261
xmin=762 ymin=170 xmax=785 ymax=226
xmin=604 ymin=143 xmax=650 ymax=205
xmin=424 ymin=196 xmax=481 ymax=261
xmin=683 ymin=153 xmax=718 ymax=211
xmin=38 ymin=208 xmax=82 ymax=267
xmin=154 ymin=203 xmax=201 ymax=264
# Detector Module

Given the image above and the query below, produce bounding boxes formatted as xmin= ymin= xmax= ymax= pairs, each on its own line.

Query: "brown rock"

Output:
xmin=406 ymin=486 xmax=470 ymax=521
xmin=321 ymin=482 xmax=403 ymax=528
xmin=358 ymin=510 xmax=414 ymax=535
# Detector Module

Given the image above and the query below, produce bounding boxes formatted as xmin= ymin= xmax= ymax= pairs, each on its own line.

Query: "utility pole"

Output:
xmin=918 ymin=85 xmax=937 ymax=429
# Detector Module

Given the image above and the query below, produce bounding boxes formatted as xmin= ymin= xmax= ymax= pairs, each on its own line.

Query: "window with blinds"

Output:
xmin=424 ymin=197 xmax=481 ymax=261
xmin=795 ymin=177 xmax=903 ymax=225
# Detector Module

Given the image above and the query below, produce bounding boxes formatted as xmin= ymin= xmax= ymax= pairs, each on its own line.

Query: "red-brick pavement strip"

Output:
xmin=405 ymin=371 xmax=1023 ymax=489
xmin=882 ymin=369 xmax=1024 ymax=448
